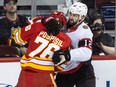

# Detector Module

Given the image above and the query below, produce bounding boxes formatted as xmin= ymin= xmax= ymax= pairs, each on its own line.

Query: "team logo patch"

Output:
xmin=83 ymin=25 xmax=88 ymax=29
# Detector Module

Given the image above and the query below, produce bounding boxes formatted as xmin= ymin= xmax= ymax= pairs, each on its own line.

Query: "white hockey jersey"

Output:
xmin=59 ymin=22 xmax=93 ymax=74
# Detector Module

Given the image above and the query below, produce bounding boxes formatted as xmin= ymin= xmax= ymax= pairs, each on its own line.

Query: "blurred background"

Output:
xmin=0 ymin=0 xmax=115 ymax=50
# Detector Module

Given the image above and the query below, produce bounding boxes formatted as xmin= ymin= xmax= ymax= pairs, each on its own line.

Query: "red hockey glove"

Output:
xmin=52 ymin=50 xmax=70 ymax=66
xmin=42 ymin=16 xmax=60 ymax=36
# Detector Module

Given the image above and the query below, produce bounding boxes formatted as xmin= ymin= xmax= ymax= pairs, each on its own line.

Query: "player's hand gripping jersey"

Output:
xmin=12 ymin=22 xmax=71 ymax=72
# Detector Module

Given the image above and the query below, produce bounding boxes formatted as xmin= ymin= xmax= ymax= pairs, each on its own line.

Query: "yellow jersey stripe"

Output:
xmin=21 ymin=62 xmax=54 ymax=71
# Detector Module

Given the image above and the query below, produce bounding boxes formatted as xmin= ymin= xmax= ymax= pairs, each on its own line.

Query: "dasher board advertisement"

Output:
xmin=0 ymin=58 xmax=116 ymax=87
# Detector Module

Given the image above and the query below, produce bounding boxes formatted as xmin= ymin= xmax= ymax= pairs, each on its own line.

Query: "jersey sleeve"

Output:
xmin=70 ymin=25 xmax=93 ymax=62
xmin=12 ymin=23 xmax=42 ymax=46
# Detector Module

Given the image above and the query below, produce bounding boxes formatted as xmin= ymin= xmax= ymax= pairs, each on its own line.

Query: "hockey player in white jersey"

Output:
xmin=52 ymin=2 xmax=95 ymax=87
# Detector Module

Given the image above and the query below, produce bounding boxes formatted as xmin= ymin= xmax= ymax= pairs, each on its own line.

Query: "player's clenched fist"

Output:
xmin=52 ymin=50 xmax=71 ymax=66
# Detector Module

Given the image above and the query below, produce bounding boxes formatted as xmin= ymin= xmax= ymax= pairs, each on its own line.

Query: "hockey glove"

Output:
xmin=52 ymin=50 xmax=71 ymax=66
xmin=42 ymin=16 xmax=60 ymax=36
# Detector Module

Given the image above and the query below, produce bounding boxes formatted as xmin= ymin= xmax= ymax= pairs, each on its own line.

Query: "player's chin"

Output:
xmin=69 ymin=20 xmax=74 ymax=24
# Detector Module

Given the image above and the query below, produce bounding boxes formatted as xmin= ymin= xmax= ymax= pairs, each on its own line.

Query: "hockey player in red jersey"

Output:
xmin=52 ymin=2 xmax=96 ymax=87
xmin=12 ymin=13 xmax=71 ymax=87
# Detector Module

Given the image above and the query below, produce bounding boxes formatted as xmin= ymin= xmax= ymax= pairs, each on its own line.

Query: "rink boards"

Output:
xmin=0 ymin=56 xmax=116 ymax=87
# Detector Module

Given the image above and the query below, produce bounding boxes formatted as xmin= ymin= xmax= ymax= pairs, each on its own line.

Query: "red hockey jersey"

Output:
xmin=13 ymin=22 xmax=71 ymax=72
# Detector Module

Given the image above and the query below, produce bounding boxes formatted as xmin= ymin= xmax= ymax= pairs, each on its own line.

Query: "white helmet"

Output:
xmin=69 ymin=2 xmax=88 ymax=17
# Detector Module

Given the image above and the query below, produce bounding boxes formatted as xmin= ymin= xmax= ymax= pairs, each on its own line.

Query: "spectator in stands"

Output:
xmin=0 ymin=0 xmax=30 ymax=56
xmin=89 ymin=11 xmax=115 ymax=55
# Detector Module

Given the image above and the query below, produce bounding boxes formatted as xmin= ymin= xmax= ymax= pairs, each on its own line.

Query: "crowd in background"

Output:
xmin=0 ymin=0 xmax=115 ymax=57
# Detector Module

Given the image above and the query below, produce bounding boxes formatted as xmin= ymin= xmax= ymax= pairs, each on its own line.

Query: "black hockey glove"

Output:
xmin=52 ymin=50 xmax=71 ymax=66
xmin=42 ymin=16 xmax=60 ymax=36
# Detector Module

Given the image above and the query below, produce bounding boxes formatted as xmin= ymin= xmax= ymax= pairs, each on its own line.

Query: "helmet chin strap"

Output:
xmin=78 ymin=15 xmax=85 ymax=24
xmin=73 ymin=15 xmax=85 ymax=27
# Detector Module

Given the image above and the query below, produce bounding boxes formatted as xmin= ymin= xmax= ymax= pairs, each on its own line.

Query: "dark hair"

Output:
xmin=4 ymin=0 xmax=18 ymax=5
xmin=90 ymin=11 xmax=105 ymax=24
